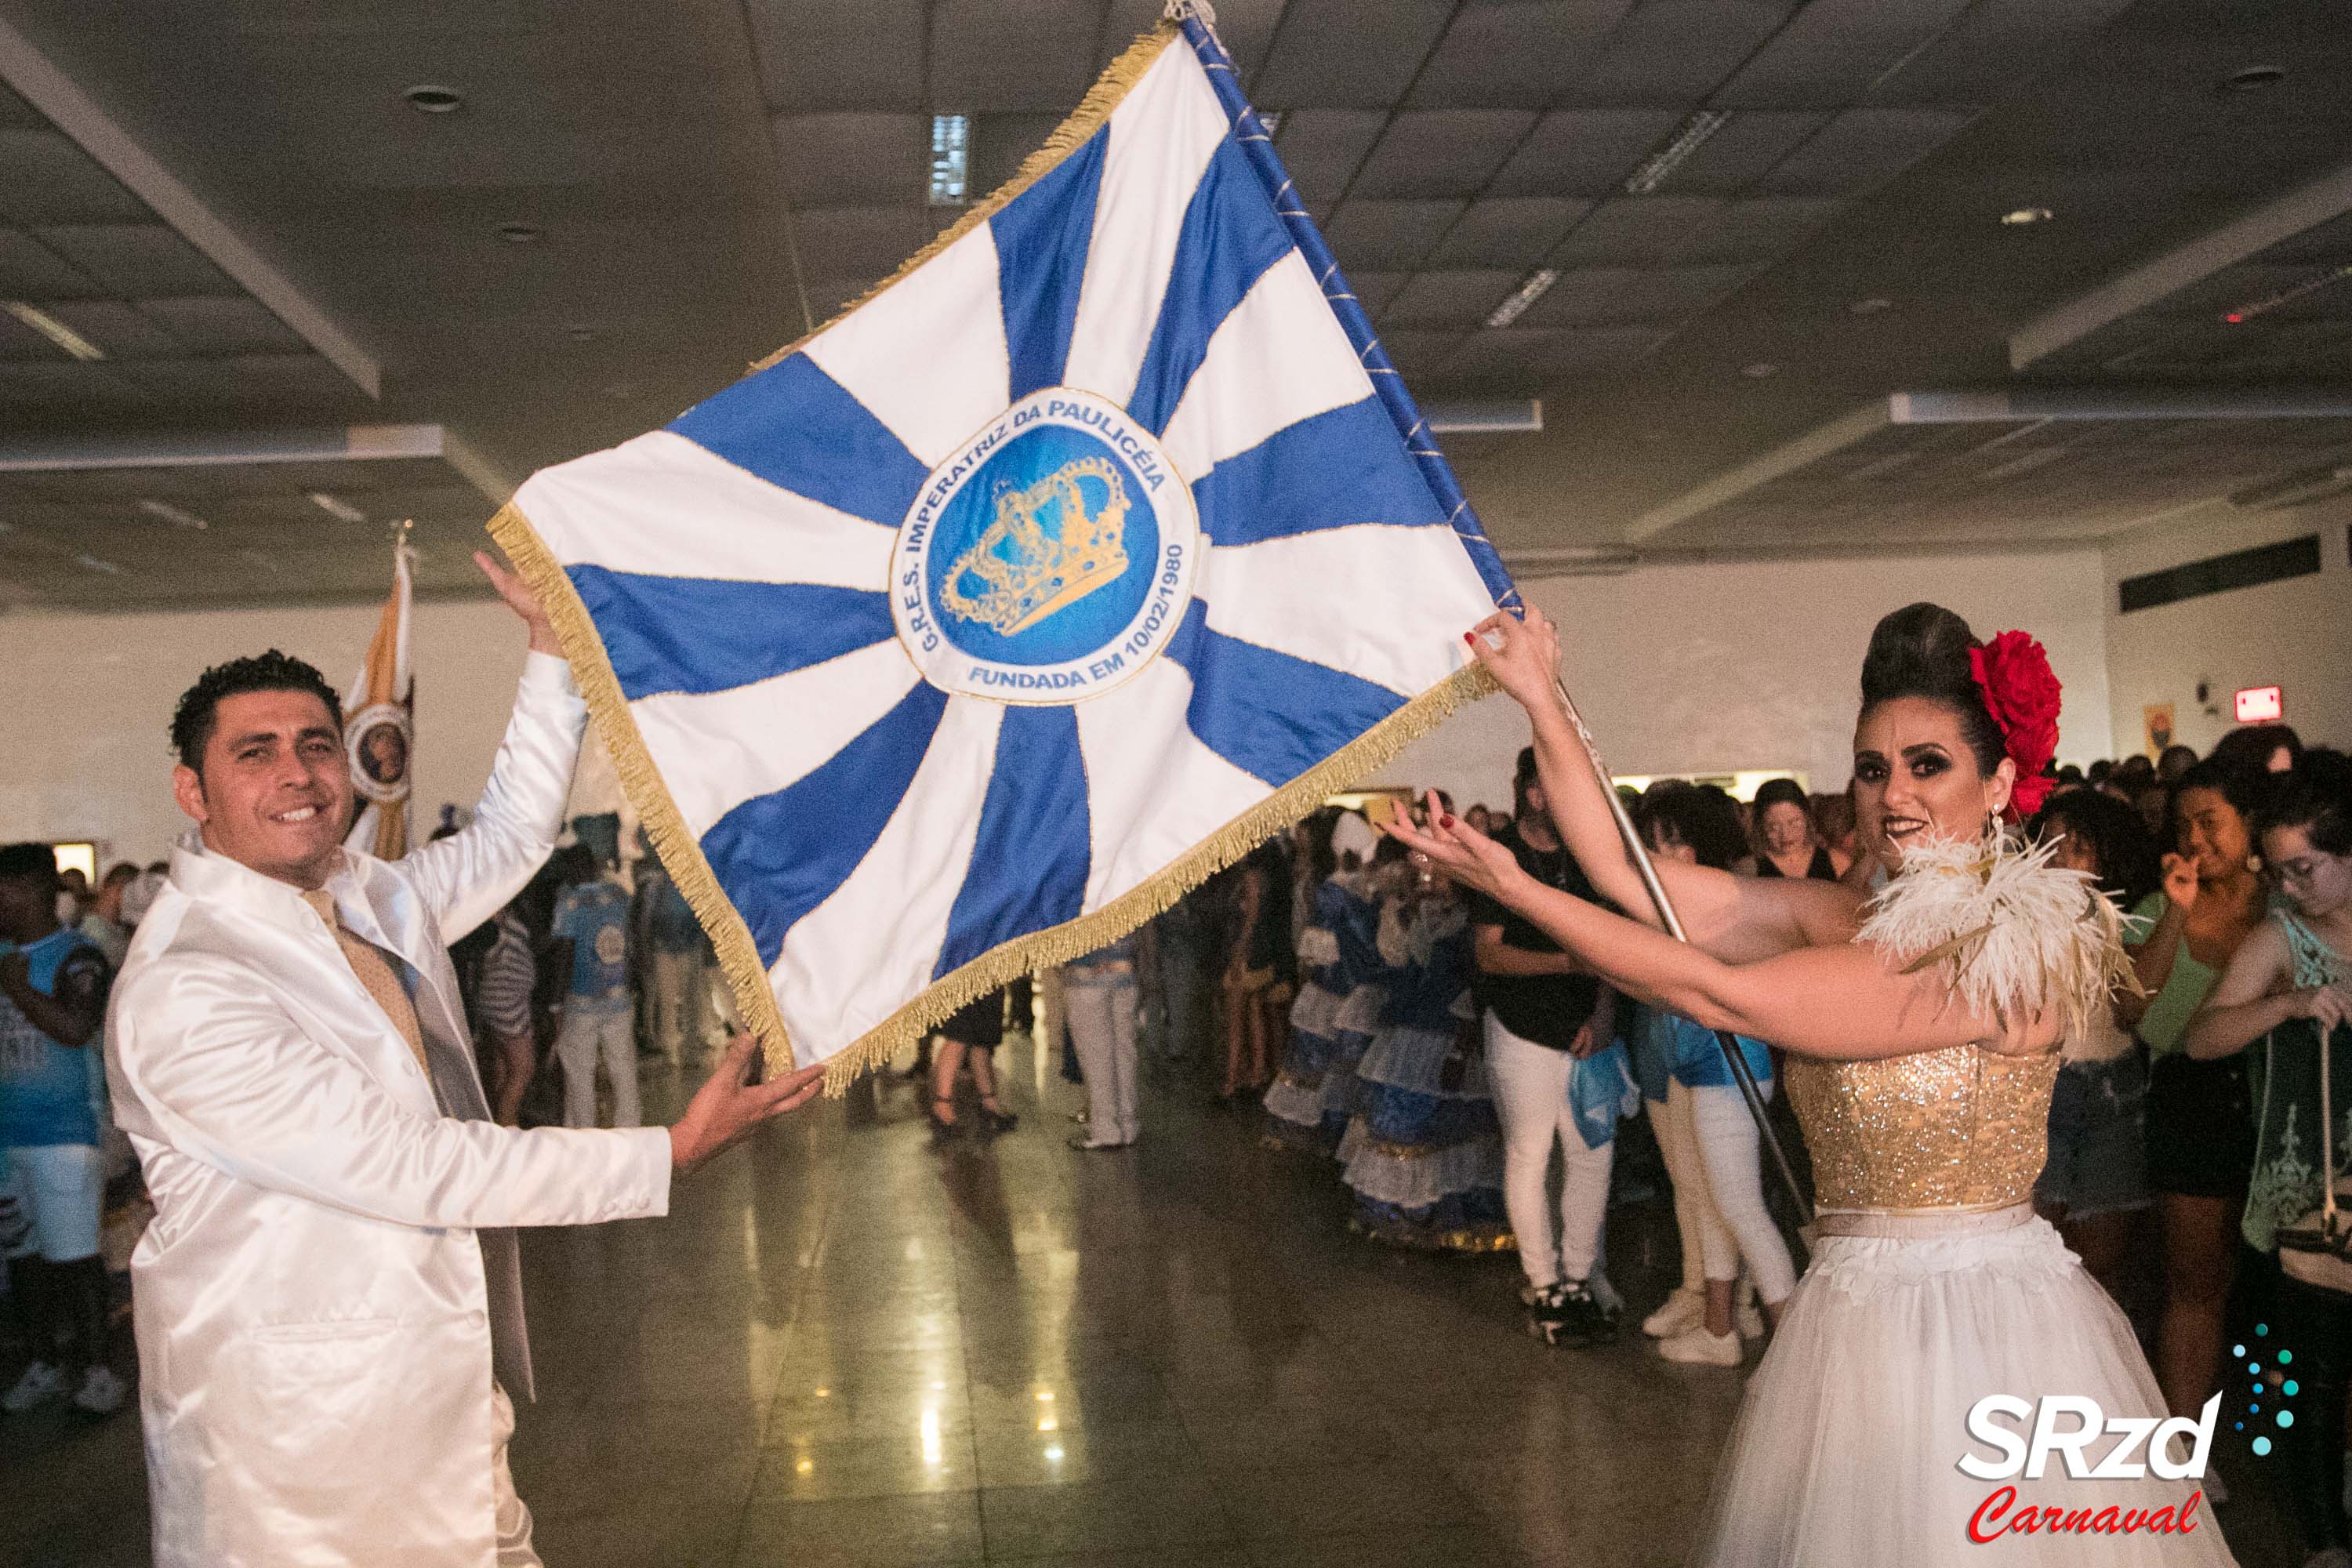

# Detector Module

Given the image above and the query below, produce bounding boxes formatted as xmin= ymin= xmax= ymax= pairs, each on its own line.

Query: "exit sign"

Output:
xmin=2235 ymin=685 xmax=2285 ymax=723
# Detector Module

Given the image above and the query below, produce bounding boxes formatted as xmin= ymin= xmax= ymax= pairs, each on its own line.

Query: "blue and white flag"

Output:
xmin=493 ymin=9 xmax=1515 ymax=1084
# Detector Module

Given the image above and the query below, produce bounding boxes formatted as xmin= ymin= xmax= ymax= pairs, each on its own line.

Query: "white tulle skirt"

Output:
xmin=1694 ymin=1210 xmax=2237 ymax=1566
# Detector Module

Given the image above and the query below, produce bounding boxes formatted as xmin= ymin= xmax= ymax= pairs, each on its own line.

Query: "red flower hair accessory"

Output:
xmin=1969 ymin=630 xmax=2061 ymax=820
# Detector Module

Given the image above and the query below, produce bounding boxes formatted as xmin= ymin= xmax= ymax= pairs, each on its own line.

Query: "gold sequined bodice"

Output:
xmin=1784 ymin=1047 xmax=2060 ymax=1211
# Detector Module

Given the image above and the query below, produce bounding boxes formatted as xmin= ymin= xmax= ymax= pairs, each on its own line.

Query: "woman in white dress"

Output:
xmin=1389 ymin=602 xmax=2235 ymax=1566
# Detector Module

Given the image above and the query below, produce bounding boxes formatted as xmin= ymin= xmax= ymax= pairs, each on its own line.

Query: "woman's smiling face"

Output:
xmin=1853 ymin=696 xmax=2013 ymax=865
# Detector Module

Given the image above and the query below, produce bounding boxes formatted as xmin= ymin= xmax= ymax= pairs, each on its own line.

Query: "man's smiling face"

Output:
xmin=172 ymin=688 xmax=352 ymax=891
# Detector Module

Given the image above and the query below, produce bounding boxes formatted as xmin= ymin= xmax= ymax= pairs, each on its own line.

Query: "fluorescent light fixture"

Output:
xmin=136 ymin=499 xmax=207 ymax=529
xmin=2000 ymin=206 xmax=2054 ymax=226
xmin=1504 ymin=546 xmax=1639 ymax=577
xmin=3 ymin=300 xmax=105 ymax=361
xmin=1485 ymin=268 xmax=1559 ymax=328
xmin=929 ymin=114 xmax=970 ymax=206
xmin=1426 ymin=398 xmax=1543 ymax=434
xmin=73 ymin=553 xmax=121 ymax=575
xmin=1623 ymin=111 xmax=1731 ymax=196
xmin=307 ymin=491 xmax=367 ymax=523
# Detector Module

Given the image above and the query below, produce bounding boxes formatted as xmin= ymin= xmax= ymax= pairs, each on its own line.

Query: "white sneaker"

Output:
xmin=1657 ymin=1326 xmax=1744 ymax=1367
xmin=1642 ymin=1287 xmax=1704 ymax=1338
xmin=2 ymin=1359 xmax=68 ymax=1413
xmin=72 ymin=1365 xmax=126 ymax=1415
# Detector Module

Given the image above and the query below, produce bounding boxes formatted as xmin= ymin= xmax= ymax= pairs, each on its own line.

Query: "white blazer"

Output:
xmin=108 ymin=654 xmax=673 ymax=1568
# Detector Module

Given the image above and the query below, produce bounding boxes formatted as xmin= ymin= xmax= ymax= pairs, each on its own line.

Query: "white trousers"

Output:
xmin=555 ymin=1006 xmax=640 ymax=1130
xmin=1682 ymin=1079 xmax=1798 ymax=1305
xmin=647 ymin=949 xmax=706 ymax=1059
xmin=491 ymin=1383 xmax=540 ymax=1566
xmin=1065 ymin=981 xmax=1140 ymax=1144
xmin=1484 ymin=1011 xmax=1613 ymax=1291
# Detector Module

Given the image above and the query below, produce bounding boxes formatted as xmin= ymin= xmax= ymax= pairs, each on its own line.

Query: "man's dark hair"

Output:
xmin=0 ymin=842 xmax=60 ymax=890
xmin=170 ymin=650 xmax=343 ymax=771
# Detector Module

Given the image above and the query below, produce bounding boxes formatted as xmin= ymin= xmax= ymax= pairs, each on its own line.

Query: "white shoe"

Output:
xmin=2 ymin=1359 xmax=68 ymax=1413
xmin=1657 ymin=1326 xmax=1744 ymax=1367
xmin=1736 ymin=1294 xmax=1766 ymax=1341
xmin=1642 ymin=1287 xmax=1704 ymax=1338
xmin=72 ymin=1365 xmax=126 ymax=1415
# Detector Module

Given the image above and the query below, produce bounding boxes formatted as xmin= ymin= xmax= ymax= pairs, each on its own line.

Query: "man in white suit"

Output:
xmin=107 ymin=552 xmax=827 ymax=1567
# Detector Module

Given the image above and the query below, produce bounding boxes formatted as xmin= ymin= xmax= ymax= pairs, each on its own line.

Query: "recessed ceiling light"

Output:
xmin=1741 ymin=361 xmax=1778 ymax=379
xmin=2223 ymin=65 xmax=2287 ymax=93
xmin=136 ymin=499 xmax=207 ymax=529
xmin=1485 ymin=267 xmax=1559 ymax=329
xmin=403 ymin=84 xmax=465 ymax=113
xmin=567 ymin=326 xmax=598 ymax=343
xmin=1624 ymin=111 xmax=1733 ymax=196
xmin=2000 ymin=206 xmax=2055 ymax=227
xmin=308 ymin=492 xmax=368 ymax=523
xmin=3 ymin=300 xmax=105 ymax=361
xmin=1849 ymin=296 xmax=1893 ymax=316
xmin=496 ymin=222 xmax=543 ymax=244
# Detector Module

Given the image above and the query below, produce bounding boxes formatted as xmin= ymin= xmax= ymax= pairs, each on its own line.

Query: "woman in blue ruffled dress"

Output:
xmin=1336 ymin=870 xmax=1508 ymax=1249
xmin=1264 ymin=835 xmax=1392 ymax=1153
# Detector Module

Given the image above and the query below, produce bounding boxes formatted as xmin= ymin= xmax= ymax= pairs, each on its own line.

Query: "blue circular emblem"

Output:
xmin=893 ymin=387 xmax=1197 ymax=702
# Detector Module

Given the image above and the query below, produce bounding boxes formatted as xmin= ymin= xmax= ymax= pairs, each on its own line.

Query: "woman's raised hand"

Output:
xmin=1378 ymin=791 xmax=1526 ymax=904
xmin=1461 ymin=608 xmax=1561 ymax=713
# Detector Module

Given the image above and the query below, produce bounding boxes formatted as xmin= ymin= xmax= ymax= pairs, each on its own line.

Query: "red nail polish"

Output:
xmin=1462 ymin=632 xmax=1475 ymax=644
xmin=1441 ymin=815 xmax=1455 ymax=829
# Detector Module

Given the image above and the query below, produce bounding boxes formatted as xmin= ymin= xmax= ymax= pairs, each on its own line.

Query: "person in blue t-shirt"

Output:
xmin=547 ymin=844 xmax=638 ymax=1130
xmin=0 ymin=842 xmax=122 ymax=1415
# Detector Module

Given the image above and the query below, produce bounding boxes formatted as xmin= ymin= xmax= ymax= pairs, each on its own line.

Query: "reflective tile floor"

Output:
xmin=3 ymin=1029 xmax=2308 ymax=1566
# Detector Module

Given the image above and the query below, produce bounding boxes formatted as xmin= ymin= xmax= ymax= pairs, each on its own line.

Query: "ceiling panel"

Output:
xmin=39 ymin=299 xmax=179 ymax=359
xmin=29 ymin=223 xmax=241 ymax=297
xmin=1351 ymin=111 xmax=1537 ymax=201
xmin=1428 ymin=195 xmax=1592 ymax=268
xmin=771 ymin=112 xmax=927 ymax=206
xmin=138 ymin=296 xmax=312 ymax=355
xmin=1678 ymin=194 xmax=1842 ymax=262
xmin=1446 ymin=324 xmax=1672 ymax=383
xmin=1486 ymin=109 xmax=1683 ymax=199
xmin=1340 ymin=269 xmax=1410 ymax=314
xmin=789 ymin=205 xmax=937 ymax=279
xmin=930 ymin=0 xmax=1103 ymax=112
xmin=1549 ymin=197 xmax=1725 ymax=266
xmin=1713 ymin=0 xmax=1975 ymax=109
xmin=1752 ymin=107 xmax=1976 ymax=197
xmin=1661 ymin=111 xmax=1831 ymax=195
xmin=1251 ymin=0 xmax=1457 ymax=109
xmin=1565 ymin=0 xmax=1798 ymax=107
xmin=1271 ymin=109 xmax=1389 ymax=209
xmin=0 ymin=129 xmax=152 ymax=223
xmin=1322 ymin=198 xmax=1468 ymax=270
xmin=1102 ymin=0 xmax=1287 ymax=78
xmin=0 ymin=230 xmax=98 ymax=297
xmin=1385 ymin=268 xmax=1520 ymax=328
xmin=1867 ymin=0 xmax=2136 ymax=107
xmin=1406 ymin=1 xmax=1635 ymax=110
xmin=747 ymin=0 xmax=927 ymax=114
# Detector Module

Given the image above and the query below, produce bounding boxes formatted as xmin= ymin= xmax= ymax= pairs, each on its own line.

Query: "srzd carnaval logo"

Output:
xmin=1957 ymin=1392 xmax=2217 ymax=1544
xmin=892 ymin=387 xmax=1197 ymax=705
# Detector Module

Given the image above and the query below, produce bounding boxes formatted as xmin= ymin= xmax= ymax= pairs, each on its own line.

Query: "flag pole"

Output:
xmin=1545 ymin=673 xmax=1816 ymax=1239
xmin=1171 ymin=0 xmax=1813 ymax=1234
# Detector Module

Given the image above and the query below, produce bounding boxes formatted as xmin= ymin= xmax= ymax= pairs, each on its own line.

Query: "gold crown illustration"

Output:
xmin=942 ymin=455 xmax=1132 ymax=636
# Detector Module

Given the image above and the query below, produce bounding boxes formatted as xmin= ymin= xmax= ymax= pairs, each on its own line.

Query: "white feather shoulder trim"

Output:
xmin=1855 ymin=833 xmax=2134 ymax=1040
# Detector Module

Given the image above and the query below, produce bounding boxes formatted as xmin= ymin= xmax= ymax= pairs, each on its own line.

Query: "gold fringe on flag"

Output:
xmin=486 ymin=19 xmax=1501 ymax=1093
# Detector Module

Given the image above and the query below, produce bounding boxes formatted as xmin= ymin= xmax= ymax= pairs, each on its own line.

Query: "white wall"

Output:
xmin=1364 ymin=549 xmax=2116 ymax=811
xmin=2102 ymin=498 xmax=2352 ymax=760
xmin=0 ymin=599 xmax=623 ymax=866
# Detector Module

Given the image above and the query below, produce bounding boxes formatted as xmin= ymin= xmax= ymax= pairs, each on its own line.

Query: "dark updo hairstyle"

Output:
xmin=1858 ymin=603 xmax=2006 ymax=779
xmin=2253 ymin=747 xmax=2352 ymax=858
xmin=2030 ymin=789 xmax=2161 ymax=910
xmin=2211 ymin=724 xmax=2303 ymax=777
xmin=1639 ymin=782 xmax=1749 ymax=872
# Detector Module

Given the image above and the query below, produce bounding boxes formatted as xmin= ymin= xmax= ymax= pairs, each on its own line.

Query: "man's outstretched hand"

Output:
xmin=670 ymin=1033 xmax=829 ymax=1174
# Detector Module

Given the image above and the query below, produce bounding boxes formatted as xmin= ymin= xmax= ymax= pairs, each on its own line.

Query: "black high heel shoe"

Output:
xmin=978 ymin=1098 xmax=1018 ymax=1135
xmin=928 ymin=1095 xmax=958 ymax=1145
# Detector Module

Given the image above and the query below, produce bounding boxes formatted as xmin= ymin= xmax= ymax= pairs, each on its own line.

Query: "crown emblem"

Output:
xmin=941 ymin=455 xmax=1132 ymax=636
